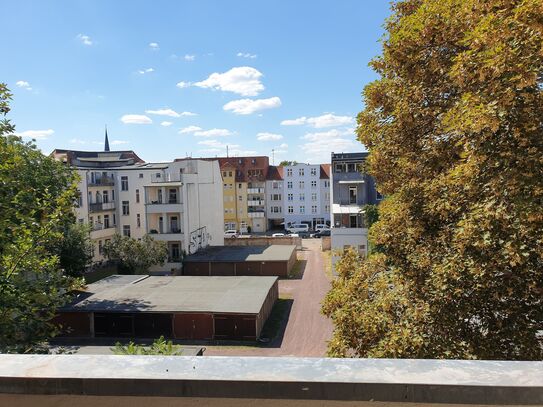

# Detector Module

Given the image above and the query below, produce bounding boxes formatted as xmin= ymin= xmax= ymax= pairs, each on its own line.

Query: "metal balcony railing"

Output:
xmin=88 ymin=176 xmax=115 ymax=186
xmin=89 ymin=202 xmax=116 ymax=213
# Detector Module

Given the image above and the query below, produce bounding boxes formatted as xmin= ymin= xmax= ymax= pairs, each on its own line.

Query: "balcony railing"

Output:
xmin=88 ymin=176 xmax=115 ymax=186
xmin=0 ymin=355 xmax=541 ymax=405
xmin=148 ymin=228 xmax=182 ymax=235
xmin=89 ymin=202 xmax=116 ymax=213
xmin=247 ymin=187 xmax=264 ymax=194
xmin=247 ymin=199 xmax=265 ymax=206
xmin=151 ymin=173 xmax=181 ymax=183
xmin=146 ymin=199 xmax=182 ymax=205
xmin=91 ymin=222 xmax=115 ymax=231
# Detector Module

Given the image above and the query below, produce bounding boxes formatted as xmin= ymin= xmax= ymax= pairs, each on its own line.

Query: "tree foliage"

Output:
xmin=0 ymin=84 xmax=81 ymax=352
xmin=112 ymin=336 xmax=185 ymax=355
xmin=48 ymin=222 xmax=93 ymax=277
xmin=323 ymin=0 xmax=543 ymax=359
xmin=278 ymin=160 xmax=298 ymax=166
xmin=103 ymin=234 xmax=168 ymax=274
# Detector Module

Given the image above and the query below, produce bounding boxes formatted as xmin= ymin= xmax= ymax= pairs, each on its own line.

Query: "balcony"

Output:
xmin=148 ymin=229 xmax=183 ymax=241
xmin=145 ymin=201 xmax=183 ymax=214
xmin=247 ymin=187 xmax=264 ymax=194
xmin=0 ymin=355 xmax=541 ymax=405
xmin=90 ymin=223 xmax=116 ymax=239
xmin=248 ymin=211 xmax=265 ymax=218
xmin=247 ymin=199 xmax=265 ymax=207
xmin=88 ymin=176 xmax=115 ymax=186
xmin=89 ymin=202 xmax=115 ymax=213
xmin=150 ymin=173 xmax=181 ymax=183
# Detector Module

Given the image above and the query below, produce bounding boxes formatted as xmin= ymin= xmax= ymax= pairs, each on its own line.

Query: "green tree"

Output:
xmin=324 ymin=0 xmax=543 ymax=360
xmin=48 ymin=222 xmax=93 ymax=277
xmin=103 ymin=234 xmax=168 ymax=274
xmin=278 ymin=160 xmax=298 ymax=166
xmin=0 ymin=84 xmax=81 ymax=352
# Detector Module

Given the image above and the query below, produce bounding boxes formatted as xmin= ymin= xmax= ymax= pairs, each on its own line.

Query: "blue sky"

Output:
xmin=2 ymin=1 xmax=390 ymax=163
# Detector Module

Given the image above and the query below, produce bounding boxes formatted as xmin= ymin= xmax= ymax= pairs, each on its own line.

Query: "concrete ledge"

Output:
xmin=0 ymin=355 xmax=542 ymax=405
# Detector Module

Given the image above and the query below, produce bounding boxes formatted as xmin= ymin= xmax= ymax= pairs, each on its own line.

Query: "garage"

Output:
xmin=56 ymin=275 xmax=278 ymax=341
xmin=183 ymin=245 xmax=296 ymax=278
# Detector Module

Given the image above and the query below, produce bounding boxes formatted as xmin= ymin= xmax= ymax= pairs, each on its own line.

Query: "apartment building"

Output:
xmin=186 ymin=156 xmax=270 ymax=233
xmin=52 ymin=143 xmax=224 ymax=274
xmin=330 ymin=152 xmax=380 ymax=263
xmin=265 ymin=165 xmax=284 ymax=230
xmin=282 ymin=163 xmax=331 ymax=229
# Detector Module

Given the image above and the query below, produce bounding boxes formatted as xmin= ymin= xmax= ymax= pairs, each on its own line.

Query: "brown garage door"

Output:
xmin=235 ymin=262 xmax=261 ymax=276
xmin=214 ymin=314 xmax=256 ymax=340
xmin=94 ymin=313 xmax=134 ymax=337
xmin=210 ymin=262 xmax=235 ymax=276
xmin=173 ymin=313 xmax=213 ymax=340
xmin=183 ymin=262 xmax=209 ymax=276
xmin=134 ymin=313 xmax=173 ymax=338
xmin=54 ymin=312 xmax=91 ymax=337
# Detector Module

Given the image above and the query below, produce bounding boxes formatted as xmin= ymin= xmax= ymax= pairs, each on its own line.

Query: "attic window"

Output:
xmin=252 ymin=159 xmax=256 ymax=164
xmin=238 ymin=159 xmax=242 ymax=164
xmin=139 ymin=173 xmax=143 ymax=178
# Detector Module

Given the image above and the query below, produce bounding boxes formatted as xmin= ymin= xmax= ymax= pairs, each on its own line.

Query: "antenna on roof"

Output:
xmin=226 ymin=145 xmax=229 ymax=158
xmin=104 ymin=125 xmax=110 ymax=152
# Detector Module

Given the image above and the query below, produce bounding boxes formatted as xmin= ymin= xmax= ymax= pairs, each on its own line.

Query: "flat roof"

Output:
xmin=184 ymin=245 xmax=296 ymax=263
xmin=63 ymin=275 xmax=277 ymax=314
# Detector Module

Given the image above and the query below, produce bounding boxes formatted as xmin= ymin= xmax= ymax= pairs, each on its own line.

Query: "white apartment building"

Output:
xmin=51 ymin=147 xmax=224 ymax=274
xmin=282 ymin=163 xmax=331 ymax=229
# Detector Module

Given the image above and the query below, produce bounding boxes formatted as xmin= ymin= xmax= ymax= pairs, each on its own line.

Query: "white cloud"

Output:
xmin=237 ymin=52 xmax=257 ymax=59
xmin=16 ymin=129 xmax=54 ymax=140
xmin=120 ymin=114 xmax=152 ymax=124
xmin=161 ymin=121 xmax=173 ymax=127
xmin=184 ymin=54 xmax=195 ymax=61
xmin=281 ymin=113 xmax=354 ymax=128
xmin=138 ymin=68 xmax=154 ymax=74
xmin=179 ymin=125 xmax=202 ymax=134
xmin=77 ymin=34 xmax=93 ymax=46
xmin=194 ymin=66 xmax=264 ymax=96
xmin=197 ymin=140 xmax=257 ymax=156
xmin=176 ymin=81 xmax=192 ymax=89
xmin=194 ymin=128 xmax=232 ymax=137
xmin=111 ymin=140 xmax=129 ymax=145
xmin=16 ymin=80 xmax=32 ymax=90
xmin=257 ymin=132 xmax=283 ymax=141
xmin=69 ymin=138 xmax=87 ymax=144
xmin=279 ymin=143 xmax=288 ymax=149
xmin=149 ymin=42 xmax=159 ymax=50
xmin=146 ymin=108 xmax=181 ymax=118
xmin=198 ymin=139 xmax=232 ymax=148
xmin=223 ymin=97 xmax=281 ymax=115
xmin=300 ymin=128 xmax=359 ymax=163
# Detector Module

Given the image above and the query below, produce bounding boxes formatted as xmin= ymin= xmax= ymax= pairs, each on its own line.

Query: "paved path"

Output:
xmin=206 ymin=239 xmax=333 ymax=357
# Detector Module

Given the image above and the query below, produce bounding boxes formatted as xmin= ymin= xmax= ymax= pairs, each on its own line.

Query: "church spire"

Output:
xmin=104 ymin=125 xmax=110 ymax=152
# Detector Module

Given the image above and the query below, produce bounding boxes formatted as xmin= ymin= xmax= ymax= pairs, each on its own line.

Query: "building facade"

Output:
xmin=330 ymin=152 xmax=381 ymax=263
xmin=265 ymin=165 xmax=284 ymax=230
xmin=282 ymin=163 xmax=331 ymax=229
xmin=52 ymin=147 xmax=224 ymax=274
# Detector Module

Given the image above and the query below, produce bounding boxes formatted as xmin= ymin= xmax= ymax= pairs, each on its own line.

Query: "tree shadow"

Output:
xmin=286 ymin=260 xmax=307 ymax=280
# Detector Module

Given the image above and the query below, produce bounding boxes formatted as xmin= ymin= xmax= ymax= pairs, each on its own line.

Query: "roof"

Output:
xmin=266 ymin=165 xmax=284 ymax=181
xmin=184 ymin=245 xmax=296 ymax=263
xmin=50 ymin=149 xmax=144 ymax=168
xmin=331 ymin=152 xmax=369 ymax=162
xmin=176 ymin=156 xmax=270 ymax=182
xmin=63 ymin=275 xmax=277 ymax=314
xmin=320 ymin=164 xmax=331 ymax=179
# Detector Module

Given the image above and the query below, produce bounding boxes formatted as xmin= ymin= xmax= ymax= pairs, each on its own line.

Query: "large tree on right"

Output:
xmin=324 ymin=0 xmax=543 ymax=359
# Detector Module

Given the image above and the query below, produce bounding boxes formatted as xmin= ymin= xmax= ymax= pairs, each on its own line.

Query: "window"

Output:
xmin=299 ymin=193 xmax=305 ymax=201
xmin=103 ymin=190 xmax=109 ymax=203
xmin=76 ymin=190 xmax=82 ymax=207
xmin=312 ymin=205 xmax=317 ymax=213
xmin=335 ymin=163 xmax=344 ymax=173
xmin=98 ymin=240 xmax=103 ymax=255
xmin=287 ymin=181 xmax=293 ymax=189
xmin=271 ymin=206 xmax=281 ymax=213
xmin=112 ymin=190 xmax=115 ymax=202
xmin=171 ymin=243 xmax=181 ymax=261
xmin=347 ymin=163 xmax=356 ymax=172
xmin=299 ymin=181 xmax=304 ymax=189
xmin=135 ymin=189 xmax=140 ymax=203
xmin=312 ymin=193 xmax=317 ymax=201
xmin=169 ymin=188 xmax=177 ymax=203
xmin=238 ymin=183 xmax=242 ymax=189
xmin=287 ymin=193 xmax=293 ymax=201
xmin=222 ymin=171 xmax=227 ymax=177
xmin=299 ymin=168 xmax=304 ymax=176
xmin=139 ymin=173 xmax=143 ymax=179
xmin=136 ymin=214 xmax=141 ymax=228
xmin=229 ymin=171 xmax=232 ymax=177
xmin=122 ymin=225 xmax=131 ymax=237
xmin=121 ymin=176 xmax=128 ymax=191
xmin=358 ymin=244 xmax=366 ymax=255
xmin=325 ymin=192 xmax=330 ymax=200
xmin=376 ymin=191 xmax=384 ymax=200
xmin=325 ymin=205 xmax=330 ymax=212
xmin=324 ymin=180 xmax=329 ymax=187
xmin=349 ymin=214 xmax=358 ymax=228
xmin=287 ymin=168 xmax=292 ymax=177
xmin=104 ymin=214 xmax=110 ymax=229
xmin=311 ymin=180 xmax=317 ymax=188
xmin=272 ymin=181 xmax=280 ymax=189
xmin=311 ymin=167 xmax=317 ymax=176
xmin=288 ymin=206 xmax=294 ymax=214
xmin=271 ymin=194 xmax=281 ymax=201
xmin=300 ymin=205 xmax=305 ymax=214
xmin=122 ymin=201 xmax=129 ymax=215
xmin=238 ymin=195 xmax=243 ymax=201
xmin=349 ymin=186 xmax=357 ymax=204
xmin=113 ymin=214 xmax=116 ymax=226
xmin=78 ymin=218 xmax=84 ymax=224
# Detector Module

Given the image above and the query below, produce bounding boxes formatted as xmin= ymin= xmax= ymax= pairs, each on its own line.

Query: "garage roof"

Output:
xmin=184 ymin=245 xmax=296 ymax=263
xmin=64 ymin=275 xmax=277 ymax=314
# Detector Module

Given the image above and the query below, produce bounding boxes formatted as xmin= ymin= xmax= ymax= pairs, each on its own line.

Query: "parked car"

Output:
xmin=272 ymin=233 xmax=285 ymax=237
xmin=285 ymin=223 xmax=309 ymax=234
xmin=224 ymin=229 xmax=239 ymax=238
xmin=315 ymin=224 xmax=330 ymax=233
xmin=313 ymin=229 xmax=331 ymax=238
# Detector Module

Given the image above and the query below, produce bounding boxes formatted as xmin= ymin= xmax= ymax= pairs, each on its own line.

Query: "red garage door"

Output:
xmin=173 ymin=313 xmax=213 ymax=340
xmin=214 ymin=315 xmax=256 ymax=340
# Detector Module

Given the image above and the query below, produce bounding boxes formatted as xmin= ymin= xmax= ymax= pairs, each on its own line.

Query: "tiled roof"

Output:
xmin=320 ymin=164 xmax=331 ymax=179
xmin=266 ymin=165 xmax=284 ymax=180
